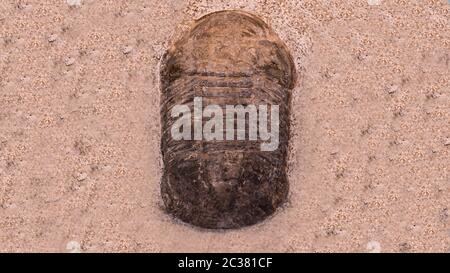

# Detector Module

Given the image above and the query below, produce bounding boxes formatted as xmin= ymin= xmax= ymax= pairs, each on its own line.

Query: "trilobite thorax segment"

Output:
xmin=160 ymin=10 xmax=296 ymax=229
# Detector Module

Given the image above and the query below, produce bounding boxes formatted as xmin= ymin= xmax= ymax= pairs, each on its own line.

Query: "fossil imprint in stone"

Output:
xmin=160 ymin=10 xmax=296 ymax=229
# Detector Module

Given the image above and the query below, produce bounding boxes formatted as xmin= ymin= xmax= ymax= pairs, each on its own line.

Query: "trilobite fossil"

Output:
xmin=160 ymin=10 xmax=296 ymax=229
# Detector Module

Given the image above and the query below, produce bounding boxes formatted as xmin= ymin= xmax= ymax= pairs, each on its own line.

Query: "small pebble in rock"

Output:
xmin=48 ymin=34 xmax=58 ymax=43
xmin=444 ymin=138 xmax=450 ymax=146
xmin=76 ymin=172 xmax=88 ymax=181
xmin=64 ymin=57 xmax=75 ymax=66
xmin=122 ymin=46 xmax=133 ymax=55
xmin=387 ymin=84 xmax=398 ymax=94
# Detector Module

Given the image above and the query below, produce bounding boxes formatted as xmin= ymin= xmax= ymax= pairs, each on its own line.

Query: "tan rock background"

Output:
xmin=0 ymin=0 xmax=449 ymax=252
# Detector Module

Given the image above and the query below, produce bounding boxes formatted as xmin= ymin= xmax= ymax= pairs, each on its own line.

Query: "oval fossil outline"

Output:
xmin=160 ymin=10 xmax=297 ymax=229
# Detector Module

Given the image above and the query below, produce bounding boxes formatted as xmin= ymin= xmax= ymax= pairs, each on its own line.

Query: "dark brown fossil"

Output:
xmin=160 ymin=10 xmax=296 ymax=229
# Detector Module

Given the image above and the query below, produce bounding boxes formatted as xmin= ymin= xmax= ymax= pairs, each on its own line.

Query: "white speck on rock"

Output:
xmin=67 ymin=0 xmax=82 ymax=7
xmin=66 ymin=241 xmax=81 ymax=253
xmin=366 ymin=241 xmax=381 ymax=253
xmin=367 ymin=0 xmax=382 ymax=5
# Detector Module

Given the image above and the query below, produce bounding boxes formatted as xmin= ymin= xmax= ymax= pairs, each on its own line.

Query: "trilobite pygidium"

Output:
xmin=160 ymin=10 xmax=296 ymax=229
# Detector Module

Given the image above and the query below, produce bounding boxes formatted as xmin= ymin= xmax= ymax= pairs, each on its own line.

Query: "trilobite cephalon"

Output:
xmin=160 ymin=10 xmax=296 ymax=229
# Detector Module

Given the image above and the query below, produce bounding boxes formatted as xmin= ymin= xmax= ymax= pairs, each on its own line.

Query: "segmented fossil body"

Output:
xmin=160 ymin=10 xmax=296 ymax=228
